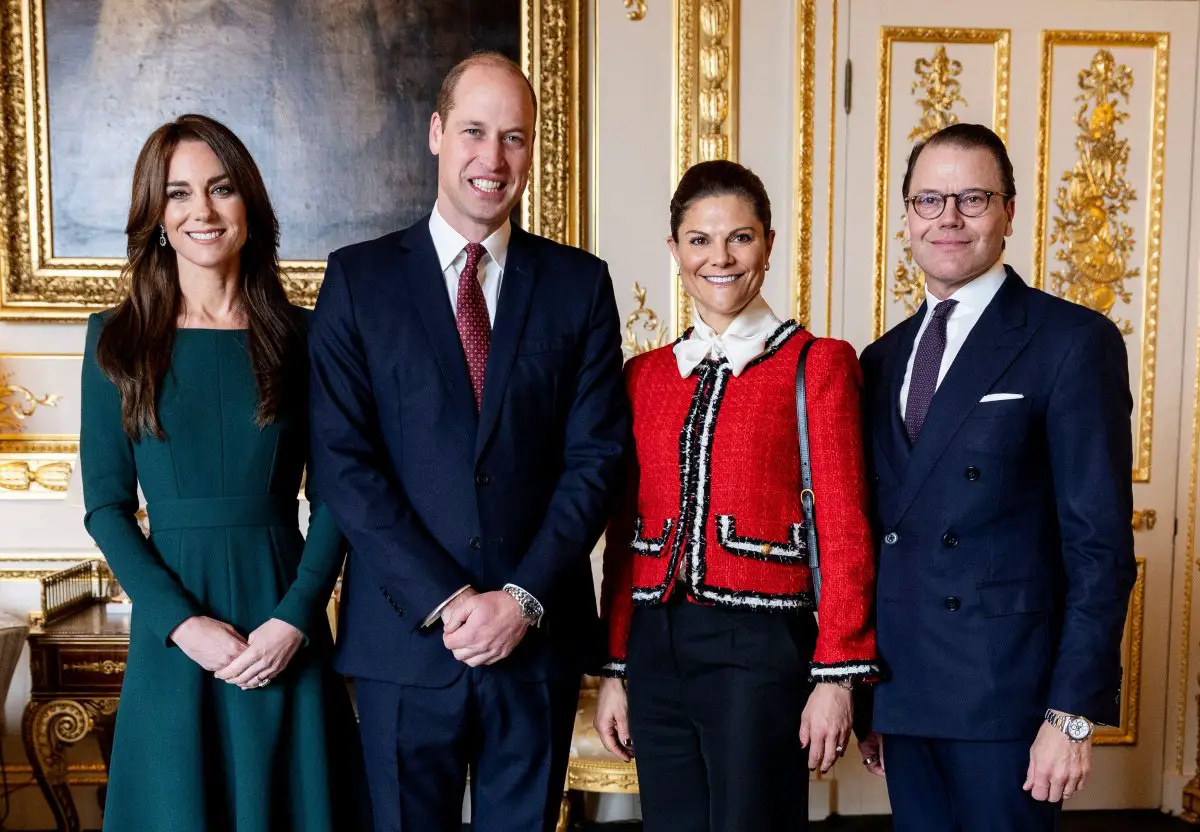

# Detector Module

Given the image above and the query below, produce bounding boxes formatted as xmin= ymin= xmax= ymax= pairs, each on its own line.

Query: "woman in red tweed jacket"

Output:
xmin=594 ymin=160 xmax=880 ymax=831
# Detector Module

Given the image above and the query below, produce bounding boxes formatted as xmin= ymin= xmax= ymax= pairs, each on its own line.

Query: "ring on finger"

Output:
xmin=863 ymin=755 xmax=879 ymax=766
xmin=835 ymin=745 xmax=845 ymax=754
xmin=257 ymin=677 xmax=271 ymax=688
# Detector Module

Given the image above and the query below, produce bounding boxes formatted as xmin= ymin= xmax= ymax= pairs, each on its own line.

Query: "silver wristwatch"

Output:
xmin=502 ymin=584 xmax=543 ymax=626
xmin=1045 ymin=708 xmax=1094 ymax=742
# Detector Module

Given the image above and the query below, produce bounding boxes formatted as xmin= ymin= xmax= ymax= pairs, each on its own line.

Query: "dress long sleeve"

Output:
xmin=80 ymin=313 xmax=204 ymax=644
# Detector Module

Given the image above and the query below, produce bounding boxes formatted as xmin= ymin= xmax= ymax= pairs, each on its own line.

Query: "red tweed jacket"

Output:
xmin=600 ymin=322 xmax=880 ymax=683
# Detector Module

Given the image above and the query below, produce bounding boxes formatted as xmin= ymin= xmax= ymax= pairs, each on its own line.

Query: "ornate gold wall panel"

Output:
xmin=0 ymin=0 xmax=586 ymax=318
xmin=792 ymin=0 xmax=816 ymax=330
xmin=1094 ymin=556 xmax=1145 ymax=746
xmin=1034 ymin=31 xmax=1167 ymax=484
xmin=1176 ymin=276 xmax=1200 ymax=774
xmin=672 ymin=0 xmax=739 ymax=336
xmin=873 ymin=28 xmax=1011 ymax=339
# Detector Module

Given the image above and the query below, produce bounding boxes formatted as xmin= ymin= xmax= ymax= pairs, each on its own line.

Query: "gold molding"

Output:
xmin=792 ymin=0 xmax=816 ymax=330
xmin=824 ymin=0 xmax=838 ymax=337
xmin=622 ymin=283 xmax=666 ymax=357
xmin=873 ymin=28 xmax=1010 ymax=340
xmin=1176 ymin=256 xmax=1200 ymax=774
xmin=565 ymin=758 xmax=640 ymax=793
xmin=624 ymin=0 xmax=647 ymax=21
xmin=1 ymin=0 xmax=585 ymax=318
xmin=0 ymin=433 xmax=76 ymax=498
xmin=1094 ymin=556 xmax=1145 ymax=745
xmin=672 ymin=0 xmax=739 ymax=336
xmin=1034 ymin=32 xmax=1167 ymax=484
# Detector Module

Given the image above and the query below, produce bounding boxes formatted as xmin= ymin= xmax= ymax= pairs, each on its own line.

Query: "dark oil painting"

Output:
xmin=45 ymin=1 xmax=520 ymax=261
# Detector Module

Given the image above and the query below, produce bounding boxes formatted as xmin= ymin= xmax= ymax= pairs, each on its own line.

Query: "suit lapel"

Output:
xmin=397 ymin=222 xmax=479 ymax=427
xmin=877 ymin=306 xmax=923 ymax=477
xmin=891 ymin=269 xmax=1035 ymax=523
xmin=476 ymin=227 xmax=538 ymax=459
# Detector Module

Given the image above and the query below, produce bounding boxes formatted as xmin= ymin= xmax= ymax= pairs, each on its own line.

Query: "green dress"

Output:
xmin=80 ymin=311 xmax=370 ymax=832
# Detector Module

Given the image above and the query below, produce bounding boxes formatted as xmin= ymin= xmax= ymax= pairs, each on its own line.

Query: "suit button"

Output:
xmin=965 ymin=466 xmax=981 ymax=481
xmin=942 ymin=532 xmax=959 ymax=548
xmin=884 ymin=532 xmax=899 ymax=545
xmin=475 ymin=473 xmax=491 ymax=486
xmin=469 ymin=537 xmax=482 ymax=550
xmin=944 ymin=596 xmax=961 ymax=612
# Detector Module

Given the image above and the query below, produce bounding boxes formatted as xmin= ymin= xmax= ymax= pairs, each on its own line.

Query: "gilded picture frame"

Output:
xmin=0 ymin=0 xmax=585 ymax=320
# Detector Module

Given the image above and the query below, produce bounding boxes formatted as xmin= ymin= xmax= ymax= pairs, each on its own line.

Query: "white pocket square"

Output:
xmin=980 ymin=393 xmax=1024 ymax=402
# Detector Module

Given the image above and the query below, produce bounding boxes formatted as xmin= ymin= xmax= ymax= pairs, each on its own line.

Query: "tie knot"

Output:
xmin=464 ymin=242 xmax=487 ymax=270
xmin=932 ymin=298 xmax=958 ymax=321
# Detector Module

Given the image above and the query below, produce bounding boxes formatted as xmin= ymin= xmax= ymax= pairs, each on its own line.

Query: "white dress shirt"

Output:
xmin=899 ymin=259 xmax=1007 ymax=419
xmin=673 ymin=294 xmax=783 ymax=377
xmin=428 ymin=202 xmax=510 ymax=324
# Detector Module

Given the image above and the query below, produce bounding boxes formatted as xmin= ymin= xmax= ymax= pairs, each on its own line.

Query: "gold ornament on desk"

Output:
xmin=893 ymin=46 xmax=967 ymax=316
xmin=1049 ymin=49 xmax=1138 ymax=336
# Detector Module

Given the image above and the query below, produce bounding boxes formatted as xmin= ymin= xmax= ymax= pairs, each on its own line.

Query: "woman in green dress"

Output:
xmin=81 ymin=114 xmax=370 ymax=831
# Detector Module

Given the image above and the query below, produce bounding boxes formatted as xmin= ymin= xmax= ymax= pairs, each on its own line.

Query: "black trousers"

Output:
xmin=626 ymin=595 xmax=818 ymax=832
xmin=355 ymin=668 xmax=579 ymax=832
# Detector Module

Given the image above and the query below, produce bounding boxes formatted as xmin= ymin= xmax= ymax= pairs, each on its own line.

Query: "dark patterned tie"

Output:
xmin=904 ymin=298 xmax=958 ymax=444
xmin=456 ymin=242 xmax=490 ymax=410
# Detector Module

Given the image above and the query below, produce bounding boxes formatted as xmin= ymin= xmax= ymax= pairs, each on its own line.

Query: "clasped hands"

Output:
xmin=169 ymin=615 xmax=304 ymax=690
xmin=440 ymin=587 xmax=530 ymax=667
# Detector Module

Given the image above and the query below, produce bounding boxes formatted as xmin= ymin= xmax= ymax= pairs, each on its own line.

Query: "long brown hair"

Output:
xmin=96 ymin=114 xmax=301 ymax=440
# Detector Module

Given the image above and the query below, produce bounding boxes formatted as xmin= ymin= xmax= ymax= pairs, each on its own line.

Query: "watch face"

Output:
xmin=1067 ymin=717 xmax=1091 ymax=740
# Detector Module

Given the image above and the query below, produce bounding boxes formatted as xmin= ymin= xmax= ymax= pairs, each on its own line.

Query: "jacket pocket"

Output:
xmin=715 ymin=515 xmax=808 ymax=564
xmin=631 ymin=517 xmax=673 ymax=557
xmin=977 ymin=578 xmax=1053 ymax=617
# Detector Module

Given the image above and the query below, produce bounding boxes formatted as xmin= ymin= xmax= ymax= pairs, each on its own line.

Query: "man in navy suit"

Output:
xmin=856 ymin=123 xmax=1136 ymax=831
xmin=308 ymin=52 xmax=627 ymax=831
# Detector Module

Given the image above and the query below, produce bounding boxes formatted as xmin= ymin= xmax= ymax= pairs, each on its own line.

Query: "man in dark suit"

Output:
xmin=856 ymin=123 xmax=1136 ymax=831
xmin=308 ymin=52 xmax=627 ymax=832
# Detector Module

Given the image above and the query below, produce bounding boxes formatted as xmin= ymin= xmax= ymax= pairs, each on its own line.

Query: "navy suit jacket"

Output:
xmin=308 ymin=218 xmax=628 ymax=687
xmin=860 ymin=267 xmax=1136 ymax=741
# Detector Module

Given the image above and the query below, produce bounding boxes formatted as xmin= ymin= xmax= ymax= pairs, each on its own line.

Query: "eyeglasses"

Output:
xmin=904 ymin=189 xmax=1009 ymax=220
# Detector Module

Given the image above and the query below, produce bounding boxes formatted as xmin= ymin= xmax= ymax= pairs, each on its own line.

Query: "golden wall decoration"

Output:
xmin=1093 ymin=556 xmax=1144 ymax=746
xmin=672 ymin=0 xmax=739 ymax=336
xmin=1034 ymin=31 xmax=1168 ymax=485
xmin=0 ymin=373 xmax=59 ymax=433
xmin=0 ymin=0 xmax=586 ymax=318
xmin=891 ymin=46 xmax=969 ymax=318
xmin=792 ymin=0 xmax=816 ymax=330
xmin=1049 ymin=50 xmax=1139 ymax=335
xmin=622 ymin=283 xmax=666 ymax=358
xmin=624 ymin=0 xmax=647 ymax=21
xmin=1175 ymin=266 xmax=1200 ymax=778
xmin=873 ymin=28 xmax=1010 ymax=339
xmin=0 ymin=436 xmax=77 ymax=499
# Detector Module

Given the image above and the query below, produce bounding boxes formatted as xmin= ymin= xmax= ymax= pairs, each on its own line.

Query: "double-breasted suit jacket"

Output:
xmin=860 ymin=267 xmax=1136 ymax=741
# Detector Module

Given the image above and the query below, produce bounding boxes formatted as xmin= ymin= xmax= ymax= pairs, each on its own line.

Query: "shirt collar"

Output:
xmin=674 ymin=294 xmax=783 ymax=378
xmin=924 ymin=256 xmax=1007 ymax=317
xmin=429 ymin=202 xmax=511 ymax=273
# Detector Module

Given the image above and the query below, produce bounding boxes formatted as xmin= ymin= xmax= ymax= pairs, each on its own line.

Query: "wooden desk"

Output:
xmin=22 ymin=604 xmax=129 ymax=832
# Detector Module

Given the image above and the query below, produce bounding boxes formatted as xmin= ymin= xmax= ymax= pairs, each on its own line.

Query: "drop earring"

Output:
xmin=158 ymin=225 xmax=167 ymax=247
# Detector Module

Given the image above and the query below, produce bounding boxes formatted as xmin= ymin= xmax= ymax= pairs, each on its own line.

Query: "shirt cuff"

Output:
xmin=422 ymin=585 xmax=473 ymax=628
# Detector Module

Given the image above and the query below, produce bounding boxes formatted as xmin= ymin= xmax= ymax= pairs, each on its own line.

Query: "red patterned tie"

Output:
xmin=456 ymin=242 xmax=490 ymax=410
